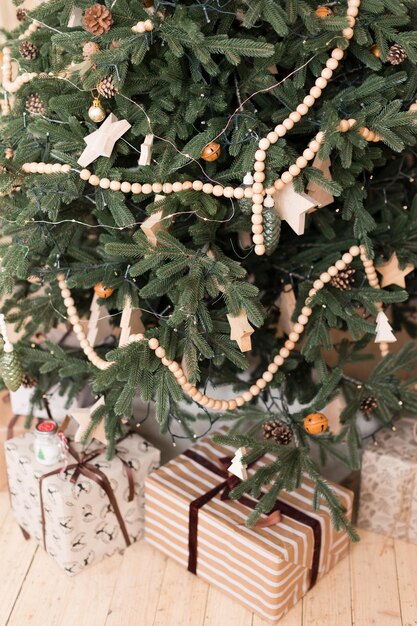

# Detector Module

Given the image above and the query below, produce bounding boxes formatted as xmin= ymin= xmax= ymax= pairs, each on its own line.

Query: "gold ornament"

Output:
xmin=94 ymin=282 xmax=114 ymax=299
xmin=315 ymin=6 xmax=332 ymax=17
xmin=88 ymin=97 xmax=106 ymax=123
xmin=370 ymin=44 xmax=381 ymax=58
xmin=201 ymin=142 xmax=221 ymax=162
xmin=304 ymin=412 xmax=329 ymax=435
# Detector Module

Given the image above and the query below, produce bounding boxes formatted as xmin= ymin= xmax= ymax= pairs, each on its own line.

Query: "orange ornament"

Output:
xmin=315 ymin=6 xmax=332 ymax=17
xmin=303 ymin=412 xmax=329 ymax=435
xmin=94 ymin=282 xmax=113 ymax=299
xmin=201 ymin=142 xmax=221 ymax=162
xmin=370 ymin=44 xmax=381 ymax=58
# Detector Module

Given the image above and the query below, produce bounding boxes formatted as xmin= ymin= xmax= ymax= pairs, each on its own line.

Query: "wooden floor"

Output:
xmin=0 ymin=489 xmax=416 ymax=626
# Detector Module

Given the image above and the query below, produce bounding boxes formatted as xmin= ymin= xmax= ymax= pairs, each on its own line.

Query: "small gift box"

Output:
xmin=145 ymin=434 xmax=353 ymax=623
xmin=358 ymin=417 xmax=417 ymax=543
xmin=6 ymin=431 xmax=160 ymax=575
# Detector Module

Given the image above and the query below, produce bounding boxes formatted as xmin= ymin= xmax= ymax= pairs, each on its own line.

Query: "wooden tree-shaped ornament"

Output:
xmin=140 ymin=195 xmax=166 ymax=245
xmin=86 ymin=294 xmax=113 ymax=346
xmin=138 ymin=134 xmax=154 ymax=166
xmin=70 ymin=397 xmax=108 ymax=444
xmin=275 ymin=284 xmax=296 ymax=337
xmin=119 ymin=296 xmax=145 ymax=346
xmin=226 ymin=309 xmax=254 ymax=352
xmin=68 ymin=6 xmax=83 ymax=27
xmin=307 ymin=157 xmax=334 ymax=208
xmin=375 ymin=311 xmax=397 ymax=343
xmin=228 ymin=447 xmax=248 ymax=480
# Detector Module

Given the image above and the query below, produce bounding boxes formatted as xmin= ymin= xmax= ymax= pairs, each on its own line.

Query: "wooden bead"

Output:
xmin=283 ymin=118 xmax=294 ymax=130
xmin=349 ymin=245 xmax=360 ymax=256
xmin=274 ymin=179 xmax=285 ymax=190
xmin=202 ymin=183 xmax=213 ymax=194
xmin=342 ymin=27 xmax=354 ymax=39
xmin=254 ymin=149 xmax=266 ymax=161
xmin=152 ymin=182 xmax=163 ymax=193
xmin=99 ymin=178 xmax=110 ymax=189
xmin=254 ymin=161 xmax=265 ymax=172
xmin=298 ymin=314 xmax=309 ymax=325
xmin=131 ymin=183 xmax=142 ymax=194
xmin=267 ymin=131 xmax=279 ymax=144
xmin=296 ymin=156 xmax=308 ymax=169
xmin=110 ymin=180 xmax=121 ymax=191
xmin=281 ymin=172 xmax=293 ymax=184
xmin=168 ymin=362 xmax=179 ymax=372
xmin=263 ymin=371 xmax=273 ymax=382
xmin=242 ymin=391 xmax=253 ymax=402
xmin=328 ymin=266 xmax=338 ymax=277
xmin=251 ymin=214 xmax=263 ymax=225
xmin=302 ymin=306 xmax=312 ymax=316
xmin=274 ymin=354 xmax=284 ymax=366
xmin=326 ymin=58 xmax=339 ymax=70
xmin=293 ymin=323 xmax=304 ymax=334
xmin=193 ymin=180 xmax=203 ymax=191
xmin=148 ymin=338 xmax=159 ymax=350
xmin=256 ymin=379 xmax=267 ymax=390
xmin=62 ymin=165 xmax=71 ymax=173
xmin=332 ymin=48 xmax=344 ymax=60
xmin=321 ymin=68 xmax=333 ymax=80
xmin=213 ymin=185 xmax=224 ymax=196
xmin=89 ymin=175 xmax=100 ymax=186
xmin=297 ymin=103 xmax=309 ymax=116
xmin=289 ymin=164 xmax=301 ymax=176
xmin=335 ymin=260 xmax=346 ymax=270
xmin=235 ymin=396 xmax=245 ymax=407
xmin=253 ymin=234 xmax=264 ymax=244
xmin=315 ymin=77 xmax=327 ymax=89
xmin=252 ymin=225 xmax=263 ymax=234
xmin=289 ymin=111 xmax=301 ymax=123
xmin=258 ymin=138 xmax=270 ymax=151
xmin=233 ymin=188 xmax=244 ymax=199
xmin=162 ymin=183 xmax=172 ymax=194
xmin=155 ymin=347 xmax=165 ymax=358
xmin=320 ymin=272 xmax=331 ymax=283
xmin=342 ymin=253 xmax=353 ymax=264
xmin=250 ymin=385 xmax=261 ymax=396
xmin=284 ymin=340 xmax=295 ymax=351
xmin=313 ymin=279 xmax=324 ymax=290
xmin=80 ymin=169 xmax=91 ymax=180
xmin=252 ymin=182 xmax=264 ymax=193
xmin=275 ymin=124 xmax=287 ymax=137
xmin=268 ymin=363 xmax=279 ymax=374
xmin=303 ymin=148 xmax=315 ymax=160
xmin=253 ymin=172 xmax=265 ymax=183
xmin=254 ymin=244 xmax=266 ymax=256
xmin=279 ymin=347 xmax=290 ymax=358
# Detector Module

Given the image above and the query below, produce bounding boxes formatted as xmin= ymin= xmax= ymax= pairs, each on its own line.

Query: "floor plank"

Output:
xmin=203 ymin=586 xmax=253 ymax=626
xmin=8 ymin=546 xmax=121 ymax=626
xmin=0 ymin=511 xmax=37 ymax=626
xmin=106 ymin=542 xmax=167 ymax=626
xmin=302 ymin=551 xmax=352 ymax=626
xmin=350 ymin=530 xmax=402 ymax=626
xmin=252 ymin=601 xmax=303 ymax=626
xmin=394 ymin=537 xmax=417 ymax=626
xmin=154 ymin=557 xmax=209 ymax=626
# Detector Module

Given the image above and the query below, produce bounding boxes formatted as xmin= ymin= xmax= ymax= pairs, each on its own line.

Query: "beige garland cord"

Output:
xmin=56 ymin=244 xmax=389 ymax=412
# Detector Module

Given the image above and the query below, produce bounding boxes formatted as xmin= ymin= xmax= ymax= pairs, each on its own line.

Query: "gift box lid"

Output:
xmin=364 ymin=418 xmax=417 ymax=463
xmin=146 ymin=432 xmax=353 ymax=573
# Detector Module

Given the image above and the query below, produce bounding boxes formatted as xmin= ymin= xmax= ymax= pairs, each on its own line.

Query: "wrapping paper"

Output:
xmin=358 ymin=417 xmax=417 ymax=543
xmin=0 ymin=411 xmax=30 ymax=490
xmin=6 ymin=432 xmax=160 ymax=575
xmin=145 ymin=434 xmax=353 ymax=622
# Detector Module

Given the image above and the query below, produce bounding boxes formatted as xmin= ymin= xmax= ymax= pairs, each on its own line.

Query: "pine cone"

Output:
xmin=19 ymin=41 xmax=39 ymax=60
xmin=82 ymin=41 xmax=100 ymax=61
xmin=21 ymin=373 xmax=38 ymax=388
xmin=83 ymin=4 xmax=114 ymax=36
xmin=97 ymin=75 xmax=117 ymax=98
xmin=0 ymin=351 xmax=23 ymax=392
xmin=16 ymin=8 xmax=27 ymax=21
xmin=25 ymin=94 xmax=46 ymax=115
xmin=331 ymin=268 xmax=355 ymax=290
xmin=360 ymin=396 xmax=378 ymax=417
xmin=263 ymin=207 xmax=281 ymax=256
xmin=388 ymin=44 xmax=407 ymax=65
xmin=262 ymin=419 xmax=293 ymax=445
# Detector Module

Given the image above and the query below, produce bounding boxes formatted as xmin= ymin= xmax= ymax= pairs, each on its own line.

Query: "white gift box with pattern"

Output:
xmin=358 ymin=417 xmax=417 ymax=543
xmin=5 ymin=431 xmax=160 ymax=575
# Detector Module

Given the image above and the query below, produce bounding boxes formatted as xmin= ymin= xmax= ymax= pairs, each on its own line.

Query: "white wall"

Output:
xmin=0 ymin=1 xmax=42 ymax=31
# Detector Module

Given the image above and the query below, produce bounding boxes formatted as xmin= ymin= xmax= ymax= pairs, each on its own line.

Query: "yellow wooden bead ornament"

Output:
xmin=315 ymin=6 xmax=332 ymax=17
xmin=303 ymin=412 xmax=329 ymax=435
xmin=200 ymin=142 xmax=221 ymax=162
xmin=370 ymin=44 xmax=381 ymax=58
xmin=94 ymin=282 xmax=114 ymax=298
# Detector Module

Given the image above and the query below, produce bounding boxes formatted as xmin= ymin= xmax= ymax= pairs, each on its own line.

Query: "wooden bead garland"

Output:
xmin=57 ymin=244 xmax=390 ymax=411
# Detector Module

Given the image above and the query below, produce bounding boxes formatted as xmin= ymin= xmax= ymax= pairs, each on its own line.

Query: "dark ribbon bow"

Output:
xmin=184 ymin=448 xmax=322 ymax=589
xmin=39 ymin=438 xmax=135 ymax=551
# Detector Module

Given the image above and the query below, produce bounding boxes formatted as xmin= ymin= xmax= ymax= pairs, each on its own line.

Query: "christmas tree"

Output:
xmin=1 ymin=0 xmax=417 ymax=537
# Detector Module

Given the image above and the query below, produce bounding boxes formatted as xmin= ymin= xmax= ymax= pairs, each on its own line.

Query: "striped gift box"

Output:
xmin=145 ymin=433 xmax=353 ymax=622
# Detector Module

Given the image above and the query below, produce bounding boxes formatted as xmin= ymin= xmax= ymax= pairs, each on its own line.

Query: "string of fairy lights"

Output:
xmin=0 ymin=0 xmax=412 ymax=441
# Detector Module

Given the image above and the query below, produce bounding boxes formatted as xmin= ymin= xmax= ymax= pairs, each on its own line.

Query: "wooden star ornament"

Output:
xmin=78 ymin=113 xmax=131 ymax=168
xmin=273 ymin=183 xmax=318 ymax=235
xmin=70 ymin=397 xmax=108 ymax=444
xmin=376 ymin=253 xmax=414 ymax=288
xmin=227 ymin=309 xmax=254 ymax=352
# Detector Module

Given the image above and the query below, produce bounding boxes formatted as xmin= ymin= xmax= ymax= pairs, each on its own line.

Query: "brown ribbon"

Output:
xmin=183 ymin=449 xmax=322 ymax=589
xmin=38 ymin=438 xmax=135 ymax=551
